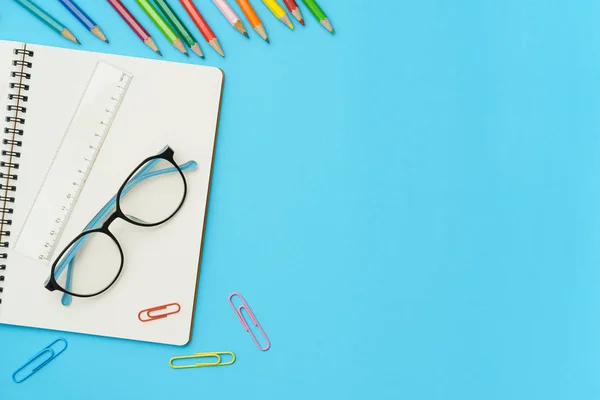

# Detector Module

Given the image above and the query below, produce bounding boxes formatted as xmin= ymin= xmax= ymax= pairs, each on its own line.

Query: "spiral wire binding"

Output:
xmin=0 ymin=46 xmax=34 ymax=304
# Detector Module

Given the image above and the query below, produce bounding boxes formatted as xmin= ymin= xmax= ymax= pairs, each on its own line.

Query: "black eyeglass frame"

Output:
xmin=45 ymin=146 xmax=188 ymax=298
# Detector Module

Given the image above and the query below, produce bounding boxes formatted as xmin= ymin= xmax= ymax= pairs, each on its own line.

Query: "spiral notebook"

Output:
xmin=0 ymin=40 xmax=224 ymax=345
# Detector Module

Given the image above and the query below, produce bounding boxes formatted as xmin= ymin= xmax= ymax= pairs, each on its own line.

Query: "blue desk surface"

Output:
xmin=1 ymin=0 xmax=600 ymax=398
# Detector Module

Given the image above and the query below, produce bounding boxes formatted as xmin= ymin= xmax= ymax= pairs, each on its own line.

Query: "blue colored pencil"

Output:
xmin=58 ymin=0 xmax=108 ymax=42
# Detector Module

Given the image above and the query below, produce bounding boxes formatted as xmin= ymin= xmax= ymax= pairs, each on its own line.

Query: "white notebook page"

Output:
xmin=0 ymin=41 xmax=223 ymax=345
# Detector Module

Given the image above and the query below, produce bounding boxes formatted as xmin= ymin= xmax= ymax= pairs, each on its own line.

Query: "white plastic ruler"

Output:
xmin=14 ymin=62 xmax=132 ymax=262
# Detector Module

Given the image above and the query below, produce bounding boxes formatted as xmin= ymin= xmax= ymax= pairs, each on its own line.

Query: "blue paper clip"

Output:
xmin=12 ymin=338 xmax=68 ymax=383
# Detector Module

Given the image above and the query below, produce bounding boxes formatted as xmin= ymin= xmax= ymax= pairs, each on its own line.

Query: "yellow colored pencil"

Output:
xmin=262 ymin=0 xmax=293 ymax=30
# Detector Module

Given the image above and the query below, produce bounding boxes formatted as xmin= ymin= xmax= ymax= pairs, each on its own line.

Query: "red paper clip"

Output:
xmin=228 ymin=292 xmax=271 ymax=351
xmin=138 ymin=302 xmax=181 ymax=322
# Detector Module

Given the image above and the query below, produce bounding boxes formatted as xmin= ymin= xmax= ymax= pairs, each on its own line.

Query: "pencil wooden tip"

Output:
xmin=91 ymin=26 xmax=108 ymax=43
xmin=291 ymin=8 xmax=304 ymax=25
xmin=173 ymin=39 xmax=187 ymax=55
xmin=255 ymin=25 xmax=269 ymax=42
xmin=321 ymin=18 xmax=333 ymax=33
xmin=145 ymin=37 xmax=161 ymax=55
xmin=63 ymin=28 xmax=80 ymax=45
xmin=209 ymin=38 xmax=225 ymax=57
xmin=191 ymin=43 xmax=204 ymax=58
xmin=234 ymin=20 xmax=248 ymax=38
xmin=281 ymin=15 xmax=294 ymax=30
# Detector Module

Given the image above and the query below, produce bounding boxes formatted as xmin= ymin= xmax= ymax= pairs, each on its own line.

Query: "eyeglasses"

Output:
xmin=45 ymin=146 xmax=197 ymax=300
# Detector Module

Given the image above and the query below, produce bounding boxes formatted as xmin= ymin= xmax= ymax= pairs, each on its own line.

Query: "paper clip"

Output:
xmin=138 ymin=302 xmax=181 ymax=322
xmin=169 ymin=352 xmax=236 ymax=369
xmin=228 ymin=292 xmax=271 ymax=351
xmin=12 ymin=338 xmax=68 ymax=384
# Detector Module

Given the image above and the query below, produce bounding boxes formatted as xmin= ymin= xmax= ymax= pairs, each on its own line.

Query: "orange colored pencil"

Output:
xmin=236 ymin=0 xmax=268 ymax=43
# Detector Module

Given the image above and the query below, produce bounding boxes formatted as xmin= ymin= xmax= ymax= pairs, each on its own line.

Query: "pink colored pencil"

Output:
xmin=107 ymin=0 xmax=162 ymax=55
xmin=212 ymin=0 xmax=249 ymax=38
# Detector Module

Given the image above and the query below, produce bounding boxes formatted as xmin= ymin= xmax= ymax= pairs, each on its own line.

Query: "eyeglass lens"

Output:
xmin=118 ymin=158 xmax=186 ymax=225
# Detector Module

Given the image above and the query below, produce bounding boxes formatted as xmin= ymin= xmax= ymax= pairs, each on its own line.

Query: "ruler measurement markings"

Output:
xmin=39 ymin=75 xmax=130 ymax=261
xmin=14 ymin=63 xmax=132 ymax=262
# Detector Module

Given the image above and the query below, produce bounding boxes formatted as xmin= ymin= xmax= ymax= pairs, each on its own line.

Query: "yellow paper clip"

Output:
xmin=169 ymin=351 xmax=236 ymax=369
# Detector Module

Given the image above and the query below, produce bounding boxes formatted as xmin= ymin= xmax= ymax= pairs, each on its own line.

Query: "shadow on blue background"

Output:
xmin=1 ymin=0 xmax=600 ymax=399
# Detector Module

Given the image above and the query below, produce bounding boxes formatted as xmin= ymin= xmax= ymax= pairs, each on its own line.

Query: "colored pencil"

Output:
xmin=301 ymin=0 xmax=333 ymax=33
xmin=107 ymin=0 xmax=162 ymax=55
xmin=262 ymin=0 xmax=293 ymax=30
xmin=282 ymin=0 xmax=303 ymax=26
xmin=13 ymin=0 xmax=80 ymax=44
xmin=153 ymin=0 xmax=203 ymax=58
xmin=212 ymin=0 xmax=249 ymax=38
xmin=236 ymin=0 xmax=269 ymax=43
xmin=180 ymin=0 xmax=224 ymax=57
xmin=58 ymin=0 xmax=108 ymax=43
xmin=136 ymin=0 xmax=188 ymax=56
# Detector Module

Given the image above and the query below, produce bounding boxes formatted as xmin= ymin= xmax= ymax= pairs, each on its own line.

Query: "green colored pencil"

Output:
xmin=136 ymin=0 xmax=188 ymax=56
xmin=13 ymin=0 xmax=81 ymax=44
xmin=301 ymin=0 xmax=333 ymax=33
xmin=152 ymin=0 xmax=203 ymax=58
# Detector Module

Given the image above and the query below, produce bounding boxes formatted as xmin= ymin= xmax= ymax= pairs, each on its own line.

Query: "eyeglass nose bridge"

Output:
xmin=101 ymin=212 xmax=122 ymax=231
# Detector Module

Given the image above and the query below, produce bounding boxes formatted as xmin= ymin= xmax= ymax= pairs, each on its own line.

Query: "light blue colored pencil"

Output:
xmin=13 ymin=0 xmax=81 ymax=44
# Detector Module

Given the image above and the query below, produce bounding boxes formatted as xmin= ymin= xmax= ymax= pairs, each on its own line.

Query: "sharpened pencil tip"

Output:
xmin=244 ymin=32 xmax=249 ymax=38
xmin=76 ymin=39 xmax=81 ymax=45
xmin=266 ymin=38 xmax=270 ymax=44
xmin=321 ymin=19 xmax=334 ymax=33
xmin=300 ymin=19 xmax=305 ymax=26
xmin=105 ymin=39 xmax=109 ymax=43
xmin=157 ymin=50 xmax=163 ymax=56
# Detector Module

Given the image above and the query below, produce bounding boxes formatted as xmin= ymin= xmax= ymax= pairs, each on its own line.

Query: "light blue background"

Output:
xmin=1 ymin=0 xmax=599 ymax=398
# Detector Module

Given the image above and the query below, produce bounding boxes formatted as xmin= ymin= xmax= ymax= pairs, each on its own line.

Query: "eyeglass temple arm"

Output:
xmin=48 ymin=160 xmax=197 ymax=298
xmin=58 ymin=160 xmax=198 ymax=304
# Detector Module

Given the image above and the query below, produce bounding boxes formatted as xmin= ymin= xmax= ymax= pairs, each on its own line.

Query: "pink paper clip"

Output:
xmin=228 ymin=292 xmax=271 ymax=351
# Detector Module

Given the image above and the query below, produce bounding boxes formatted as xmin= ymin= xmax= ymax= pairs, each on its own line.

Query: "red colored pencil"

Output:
xmin=180 ymin=0 xmax=224 ymax=57
xmin=282 ymin=0 xmax=303 ymax=25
